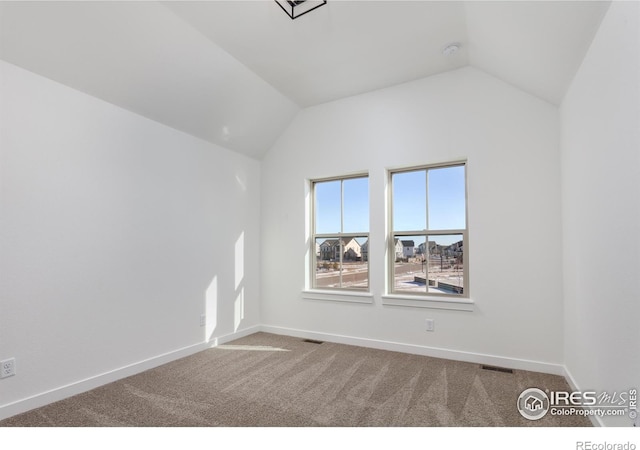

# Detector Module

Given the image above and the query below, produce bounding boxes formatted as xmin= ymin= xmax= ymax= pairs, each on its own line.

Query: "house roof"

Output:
xmin=319 ymin=238 xmax=361 ymax=248
xmin=0 ymin=1 xmax=611 ymax=159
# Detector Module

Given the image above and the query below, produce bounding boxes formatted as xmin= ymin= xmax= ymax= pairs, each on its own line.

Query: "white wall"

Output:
xmin=260 ymin=66 xmax=564 ymax=369
xmin=561 ymin=1 xmax=640 ymax=427
xmin=0 ymin=61 xmax=261 ymax=417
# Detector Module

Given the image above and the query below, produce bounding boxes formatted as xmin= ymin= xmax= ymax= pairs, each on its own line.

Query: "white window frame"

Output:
xmin=309 ymin=174 xmax=370 ymax=292
xmin=386 ymin=161 xmax=471 ymax=306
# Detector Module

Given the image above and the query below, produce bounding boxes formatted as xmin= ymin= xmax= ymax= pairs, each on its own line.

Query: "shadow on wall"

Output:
xmin=204 ymin=230 xmax=246 ymax=344
xmin=205 ymin=274 xmax=218 ymax=341
xmin=234 ymin=231 xmax=245 ymax=332
xmin=204 ymin=169 xmax=249 ymax=344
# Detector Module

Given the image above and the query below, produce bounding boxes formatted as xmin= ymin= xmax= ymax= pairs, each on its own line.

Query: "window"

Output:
xmin=311 ymin=175 xmax=369 ymax=290
xmin=389 ymin=162 xmax=468 ymax=298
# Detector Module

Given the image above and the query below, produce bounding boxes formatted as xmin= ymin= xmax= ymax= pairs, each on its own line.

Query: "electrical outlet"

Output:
xmin=1 ymin=358 xmax=15 ymax=378
xmin=199 ymin=314 xmax=206 ymax=327
xmin=426 ymin=319 xmax=435 ymax=332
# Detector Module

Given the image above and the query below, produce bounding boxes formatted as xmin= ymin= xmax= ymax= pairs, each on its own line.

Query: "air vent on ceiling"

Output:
xmin=481 ymin=365 xmax=514 ymax=374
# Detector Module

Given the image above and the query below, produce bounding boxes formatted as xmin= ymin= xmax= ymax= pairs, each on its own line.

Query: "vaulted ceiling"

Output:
xmin=0 ymin=1 xmax=611 ymax=158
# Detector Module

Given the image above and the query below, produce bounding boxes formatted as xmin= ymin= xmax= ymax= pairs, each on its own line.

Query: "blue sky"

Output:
xmin=315 ymin=165 xmax=465 ymax=245
xmin=315 ymin=176 xmax=369 ymax=234
xmin=393 ymin=165 xmax=466 ymax=231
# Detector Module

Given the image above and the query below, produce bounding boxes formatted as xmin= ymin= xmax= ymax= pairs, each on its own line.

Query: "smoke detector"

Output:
xmin=442 ymin=43 xmax=462 ymax=56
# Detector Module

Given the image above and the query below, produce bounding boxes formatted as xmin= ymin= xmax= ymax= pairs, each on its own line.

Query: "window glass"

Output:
xmin=315 ymin=180 xmax=341 ymax=234
xmin=428 ymin=165 xmax=466 ymax=230
xmin=343 ymin=177 xmax=369 ymax=233
xmin=392 ymin=169 xmax=426 ymax=231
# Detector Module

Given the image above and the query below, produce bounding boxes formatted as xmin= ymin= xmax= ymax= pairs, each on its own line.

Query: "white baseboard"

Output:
xmin=0 ymin=324 xmax=571 ymax=423
xmin=259 ymin=325 xmax=566 ymax=376
xmin=0 ymin=326 xmax=261 ymax=422
xmin=209 ymin=325 xmax=262 ymax=346
xmin=563 ymin=366 xmax=604 ymax=427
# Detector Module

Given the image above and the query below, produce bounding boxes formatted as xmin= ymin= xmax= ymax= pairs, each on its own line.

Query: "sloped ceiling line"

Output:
xmin=0 ymin=1 xmax=611 ymax=159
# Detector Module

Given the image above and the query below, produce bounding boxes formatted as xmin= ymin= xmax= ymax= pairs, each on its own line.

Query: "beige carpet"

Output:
xmin=0 ymin=332 xmax=590 ymax=427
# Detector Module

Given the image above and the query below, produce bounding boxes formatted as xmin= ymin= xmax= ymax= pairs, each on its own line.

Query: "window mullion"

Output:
xmin=339 ymin=240 xmax=343 ymax=288
xmin=425 ymin=168 xmax=430 ymax=232
xmin=340 ymin=179 xmax=344 ymax=235
xmin=425 ymin=169 xmax=429 ymax=294
xmin=340 ymin=180 xmax=343 ymax=287
xmin=315 ymin=232 xmax=365 ymax=239
xmin=424 ymin=232 xmax=430 ymax=294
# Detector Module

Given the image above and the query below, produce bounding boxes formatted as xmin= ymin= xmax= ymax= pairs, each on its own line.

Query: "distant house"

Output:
xmin=319 ymin=239 xmax=340 ymax=261
xmin=401 ymin=240 xmax=415 ymax=258
xmin=319 ymin=238 xmax=362 ymax=261
xmin=445 ymin=240 xmax=463 ymax=258
xmin=361 ymin=239 xmax=369 ymax=262
xmin=343 ymin=238 xmax=362 ymax=260
xmin=393 ymin=239 xmax=403 ymax=259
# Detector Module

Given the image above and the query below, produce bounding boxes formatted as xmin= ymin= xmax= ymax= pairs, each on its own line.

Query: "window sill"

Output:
xmin=302 ymin=289 xmax=374 ymax=304
xmin=381 ymin=294 xmax=474 ymax=311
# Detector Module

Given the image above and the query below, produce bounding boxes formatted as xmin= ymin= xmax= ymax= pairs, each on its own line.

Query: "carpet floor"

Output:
xmin=0 ymin=332 xmax=591 ymax=427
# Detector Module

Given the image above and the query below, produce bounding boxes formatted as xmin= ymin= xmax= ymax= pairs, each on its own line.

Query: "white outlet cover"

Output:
xmin=1 ymin=358 xmax=16 ymax=378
